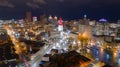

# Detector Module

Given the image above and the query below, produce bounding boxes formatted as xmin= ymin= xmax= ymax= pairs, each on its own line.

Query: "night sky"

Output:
xmin=0 ymin=0 xmax=120 ymax=21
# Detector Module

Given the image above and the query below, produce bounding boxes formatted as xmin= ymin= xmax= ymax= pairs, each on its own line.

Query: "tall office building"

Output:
xmin=33 ymin=16 xmax=37 ymax=22
xmin=26 ymin=12 xmax=32 ymax=22
xmin=58 ymin=18 xmax=63 ymax=32
xmin=54 ymin=16 xmax=58 ymax=20
xmin=49 ymin=15 xmax=53 ymax=20
xmin=40 ymin=14 xmax=47 ymax=27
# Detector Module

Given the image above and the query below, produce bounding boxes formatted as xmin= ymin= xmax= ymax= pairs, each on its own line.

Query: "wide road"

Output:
xmin=28 ymin=45 xmax=53 ymax=67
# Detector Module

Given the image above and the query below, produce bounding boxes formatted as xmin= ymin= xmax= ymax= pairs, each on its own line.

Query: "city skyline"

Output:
xmin=0 ymin=0 xmax=120 ymax=67
xmin=0 ymin=0 xmax=120 ymax=21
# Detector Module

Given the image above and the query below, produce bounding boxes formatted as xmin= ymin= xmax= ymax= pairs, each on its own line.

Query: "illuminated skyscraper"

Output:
xmin=40 ymin=14 xmax=47 ymax=27
xmin=33 ymin=16 xmax=37 ymax=22
xmin=58 ymin=18 xmax=63 ymax=32
xmin=26 ymin=12 xmax=32 ymax=22
xmin=49 ymin=15 xmax=53 ymax=20
xmin=48 ymin=15 xmax=53 ymax=23
xmin=54 ymin=16 xmax=58 ymax=20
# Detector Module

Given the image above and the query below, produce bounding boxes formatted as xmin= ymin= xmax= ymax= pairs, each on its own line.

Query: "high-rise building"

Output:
xmin=26 ymin=12 xmax=32 ymax=22
xmin=117 ymin=20 xmax=120 ymax=24
xmin=79 ymin=14 xmax=90 ymax=25
xmin=58 ymin=18 xmax=63 ymax=32
xmin=33 ymin=16 xmax=37 ymax=22
xmin=54 ymin=16 xmax=58 ymax=20
xmin=40 ymin=14 xmax=47 ymax=27
xmin=48 ymin=15 xmax=53 ymax=23
xmin=49 ymin=15 xmax=53 ymax=20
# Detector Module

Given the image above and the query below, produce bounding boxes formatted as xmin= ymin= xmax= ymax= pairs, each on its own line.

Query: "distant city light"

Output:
xmin=99 ymin=18 xmax=107 ymax=22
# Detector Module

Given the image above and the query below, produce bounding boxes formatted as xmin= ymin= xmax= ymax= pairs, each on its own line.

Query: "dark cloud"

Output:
xmin=0 ymin=0 xmax=119 ymax=8
xmin=0 ymin=0 xmax=46 ymax=8
xmin=26 ymin=0 xmax=46 ymax=8
xmin=0 ymin=0 xmax=14 ymax=8
xmin=56 ymin=0 xmax=64 ymax=2
xmin=33 ymin=0 xmax=46 ymax=4
xmin=26 ymin=2 xmax=40 ymax=8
